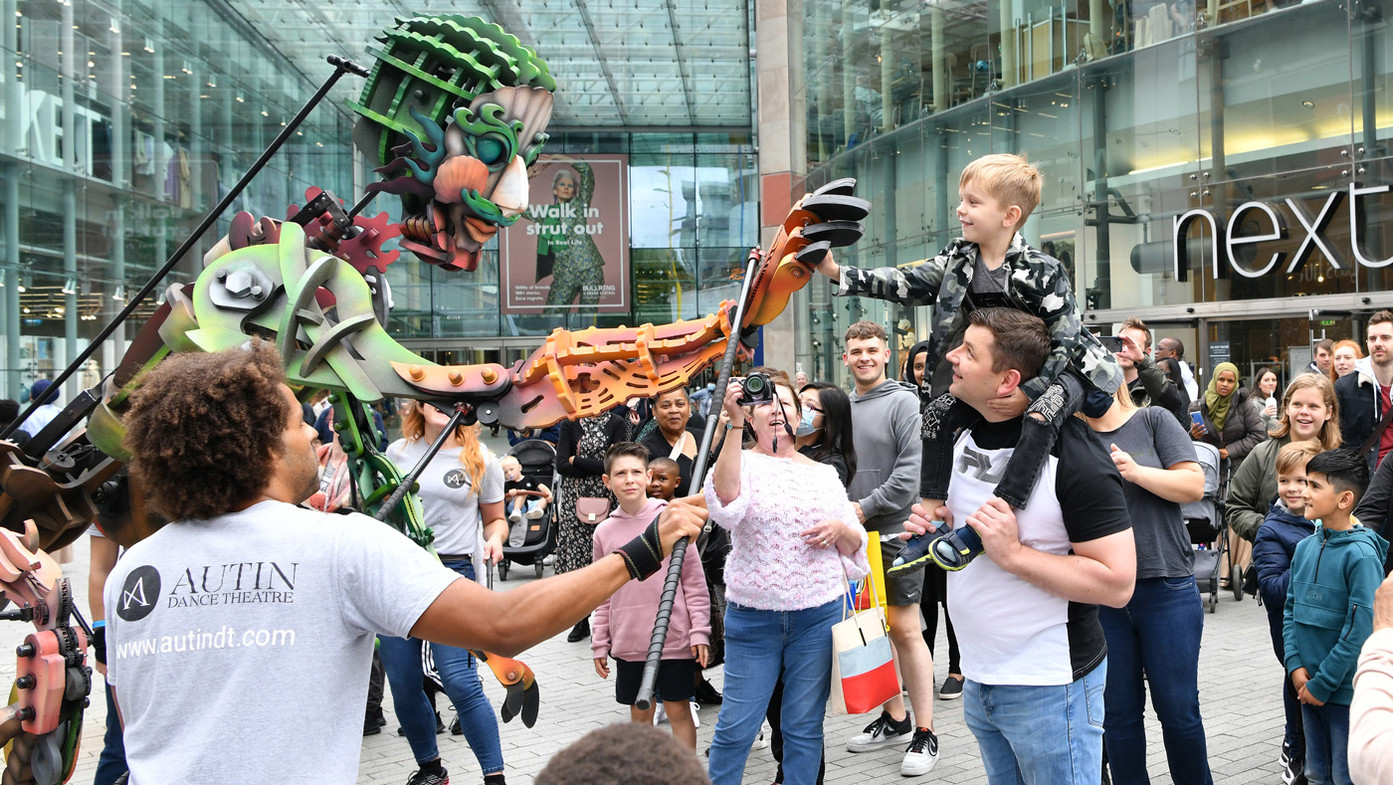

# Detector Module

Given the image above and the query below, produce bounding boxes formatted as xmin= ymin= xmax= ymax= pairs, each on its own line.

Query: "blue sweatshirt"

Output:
xmin=1283 ymin=523 xmax=1389 ymax=705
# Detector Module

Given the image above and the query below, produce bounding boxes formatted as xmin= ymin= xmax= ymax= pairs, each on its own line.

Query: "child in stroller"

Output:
xmin=502 ymin=454 xmax=552 ymax=526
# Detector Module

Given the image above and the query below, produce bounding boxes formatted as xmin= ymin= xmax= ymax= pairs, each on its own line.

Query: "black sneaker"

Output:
xmin=937 ymin=675 xmax=964 ymax=700
xmin=450 ymin=715 xmax=463 ymax=735
xmin=693 ymin=677 xmax=724 ymax=706
xmin=566 ymin=618 xmax=590 ymax=643
xmin=847 ymin=711 xmax=912 ymax=752
xmin=363 ymin=717 xmax=381 ymax=736
xmin=901 ymin=728 xmax=939 ymax=777
xmin=405 ymin=767 xmax=449 ymax=785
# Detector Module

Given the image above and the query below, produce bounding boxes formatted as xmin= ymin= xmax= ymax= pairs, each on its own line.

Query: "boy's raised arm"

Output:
xmin=817 ymin=248 xmax=950 ymax=307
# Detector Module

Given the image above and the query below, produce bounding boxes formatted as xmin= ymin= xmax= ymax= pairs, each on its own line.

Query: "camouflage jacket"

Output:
xmin=836 ymin=233 xmax=1123 ymax=400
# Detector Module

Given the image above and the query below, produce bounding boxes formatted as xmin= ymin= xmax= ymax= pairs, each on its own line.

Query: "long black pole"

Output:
xmin=635 ymin=248 xmax=763 ymax=710
xmin=1 ymin=55 xmax=370 ymax=440
xmin=374 ymin=404 xmax=470 ymax=523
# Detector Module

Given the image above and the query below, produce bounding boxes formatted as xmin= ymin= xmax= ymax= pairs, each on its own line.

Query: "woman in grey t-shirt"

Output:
xmin=380 ymin=402 xmax=508 ymax=785
xmin=1083 ymin=387 xmax=1214 ymax=785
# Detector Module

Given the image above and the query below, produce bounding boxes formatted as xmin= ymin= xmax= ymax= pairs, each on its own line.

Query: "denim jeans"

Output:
xmin=93 ymin=682 xmax=128 ymax=785
xmin=379 ymin=559 xmax=504 ymax=775
xmin=1301 ymin=702 xmax=1352 ymax=785
xmin=1098 ymin=576 xmax=1212 ymax=785
xmin=963 ymin=660 xmax=1107 ymax=785
xmin=920 ymin=372 xmax=1086 ymax=509
xmin=707 ymin=599 xmax=841 ymax=785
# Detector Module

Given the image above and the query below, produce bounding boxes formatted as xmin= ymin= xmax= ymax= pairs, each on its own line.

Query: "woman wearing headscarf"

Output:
xmin=1187 ymin=361 xmax=1267 ymax=586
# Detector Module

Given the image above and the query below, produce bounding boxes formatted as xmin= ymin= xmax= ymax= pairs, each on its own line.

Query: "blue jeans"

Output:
xmin=1301 ymin=702 xmax=1351 ymax=785
xmin=379 ymin=559 xmax=504 ymax=775
xmin=963 ymin=661 xmax=1107 ymax=785
xmin=1098 ymin=576 xmax=1212 ymax=785
xmin=93 ymin=682 xmax=128 ymax=785
xmin=707 ymin=599 xmax=841 ymax=785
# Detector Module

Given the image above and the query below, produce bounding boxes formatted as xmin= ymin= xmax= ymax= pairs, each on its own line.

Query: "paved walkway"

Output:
xmin=17 ymin=528 xmax=1287 ymax=785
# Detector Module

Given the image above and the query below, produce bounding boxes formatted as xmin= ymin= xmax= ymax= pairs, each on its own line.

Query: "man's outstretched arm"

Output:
xmin=411 ymin=501 xmax=705 ymax=656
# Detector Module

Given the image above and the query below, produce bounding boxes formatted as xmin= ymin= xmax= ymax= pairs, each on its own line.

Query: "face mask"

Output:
xmin=796 ymin=407 xmax=821 ymax=437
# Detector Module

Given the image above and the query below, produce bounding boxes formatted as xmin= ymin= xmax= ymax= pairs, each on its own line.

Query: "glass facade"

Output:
xmin=0 ymin=0 xmax=355 ymax=400
xmin=799 ymin=0 xmax=1393 ymax=387
xmin=0 ymin=0 xmax=756 ymax=401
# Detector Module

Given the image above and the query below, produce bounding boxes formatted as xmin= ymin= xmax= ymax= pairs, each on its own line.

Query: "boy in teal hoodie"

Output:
xmin=1284 ymin=448 xmax=1389 ymax=785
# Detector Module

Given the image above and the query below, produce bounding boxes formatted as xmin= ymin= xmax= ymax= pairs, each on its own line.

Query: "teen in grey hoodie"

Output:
xmin=847 ymin=377 xmax=924 ymax=540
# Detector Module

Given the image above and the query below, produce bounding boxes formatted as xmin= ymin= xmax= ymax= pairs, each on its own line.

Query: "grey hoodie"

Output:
xmin=846 ymin=378 xmax=923 ymax=535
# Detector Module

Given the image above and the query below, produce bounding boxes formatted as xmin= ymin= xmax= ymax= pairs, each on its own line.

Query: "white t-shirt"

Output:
xmin=104 ymin=501 xmax=459 ymax=784
xmin=385 ymin=439 xmax=505 ymax=556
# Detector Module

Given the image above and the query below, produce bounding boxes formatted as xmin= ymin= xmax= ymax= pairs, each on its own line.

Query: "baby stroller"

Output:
xmin=497 ymin=439 xmax=558 ymax=581
xmin=1182 ymin=441 xmax=1226 ymax=613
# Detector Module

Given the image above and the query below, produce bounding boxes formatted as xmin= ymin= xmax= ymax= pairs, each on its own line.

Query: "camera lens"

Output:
xmin=745 ymin=375 xmax=766 ymax=394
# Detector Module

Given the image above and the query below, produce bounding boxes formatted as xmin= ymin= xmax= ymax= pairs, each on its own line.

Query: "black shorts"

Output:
xmin=879 ymin=534 xmax=925 ymax=605
xmin=613 ymin=657 xmax=697 ymax=706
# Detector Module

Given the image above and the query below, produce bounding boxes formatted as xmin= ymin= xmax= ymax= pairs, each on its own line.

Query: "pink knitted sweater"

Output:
xmin=704 ymin=450 xmax=870 ymax=611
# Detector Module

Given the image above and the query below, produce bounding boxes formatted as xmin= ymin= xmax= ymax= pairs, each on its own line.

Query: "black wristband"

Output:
xmin=612 ymin=514 xmax=664 ymax=581
xmin=91 ymin=625 xmax=106 ymax=665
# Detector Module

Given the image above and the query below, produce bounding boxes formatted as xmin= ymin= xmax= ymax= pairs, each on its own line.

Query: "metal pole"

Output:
xmin=635 ymin=248 xmax=763 ymax=710
xmin=1 ymin=55 xmax=370 ymax=439
xmin=373 ymin=404 xmax=470 ymax=523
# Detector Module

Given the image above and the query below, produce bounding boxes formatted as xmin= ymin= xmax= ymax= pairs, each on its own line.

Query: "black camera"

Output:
xmin=736 ymin=372 xmax=775 ymax=407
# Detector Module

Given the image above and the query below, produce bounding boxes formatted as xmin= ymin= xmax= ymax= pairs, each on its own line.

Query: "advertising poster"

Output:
xmin=500 ymin=154 xmax=630 ymax=315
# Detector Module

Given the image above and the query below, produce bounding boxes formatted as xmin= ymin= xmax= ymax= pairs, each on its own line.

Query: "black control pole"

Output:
xmin=635 ymin=248 xmax=763 ymax=710
xmin=1 ymin=55 xmax=370 ymax=440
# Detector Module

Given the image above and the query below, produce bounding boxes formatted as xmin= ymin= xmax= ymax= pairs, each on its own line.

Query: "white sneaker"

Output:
xmin=653 ymin=703 xmax=668 ymax=725
xmin=847 ymin=712 xmax=912 ymax=752
xmin=751 ymin=729 xmax=769 ymax=750
xmin=900 ymin=728 xmax=939 ymax=777
xmin=690 ymin=701 xmax=701 ymax=728
xmin=508 ymin=510 xmax=522 ymax=523
xmin=526 ymin=506 xmax=546 ymax=519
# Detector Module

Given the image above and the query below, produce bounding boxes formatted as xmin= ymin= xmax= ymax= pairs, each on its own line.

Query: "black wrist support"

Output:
xmin=612 ymin=513 xmax=664 ymax=581
xmin=91 ymin=625 xmax=106 ymax=665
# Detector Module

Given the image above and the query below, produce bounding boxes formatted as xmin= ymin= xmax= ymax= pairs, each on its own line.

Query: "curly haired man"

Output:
xmin=104 ymin=344 xmax=704 ymax=785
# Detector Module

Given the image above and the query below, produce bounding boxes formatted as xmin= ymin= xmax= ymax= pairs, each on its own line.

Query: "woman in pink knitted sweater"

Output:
xmin=703 ymin=370 xmax=870 ymax=785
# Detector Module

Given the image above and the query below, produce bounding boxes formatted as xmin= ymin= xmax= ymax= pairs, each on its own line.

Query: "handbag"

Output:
xmin=575 ymin=496 xmax=612 ymax=525
xmin=829 ymin=566 xmax=900 ymax=715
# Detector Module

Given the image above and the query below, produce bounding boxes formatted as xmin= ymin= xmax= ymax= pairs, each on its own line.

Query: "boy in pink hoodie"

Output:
xmin=592 ymin=442 xmax=711 ymax=751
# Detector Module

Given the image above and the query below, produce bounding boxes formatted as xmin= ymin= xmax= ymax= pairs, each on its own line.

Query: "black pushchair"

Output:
xmin=497 ymin=439 xmax=558 ymax=581
xmin=1182 ymin=441 xmax=1226 ymax=613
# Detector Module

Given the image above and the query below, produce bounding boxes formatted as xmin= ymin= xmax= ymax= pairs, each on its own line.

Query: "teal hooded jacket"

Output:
xmin=1283 ymin=523 xmax=1389 ymax=705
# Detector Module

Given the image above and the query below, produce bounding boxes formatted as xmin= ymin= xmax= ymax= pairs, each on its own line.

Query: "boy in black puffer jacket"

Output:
xmin=1253 ymin=440 xmax=1322 ymax=785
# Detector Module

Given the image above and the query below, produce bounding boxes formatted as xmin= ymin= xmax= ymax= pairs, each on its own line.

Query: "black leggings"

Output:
xmin=920 ymin=566 xmax=960 ymax=674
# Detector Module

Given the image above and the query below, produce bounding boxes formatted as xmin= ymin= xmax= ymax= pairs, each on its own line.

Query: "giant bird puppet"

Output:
xmin=0 ymin=15 xmax=868 ymax=784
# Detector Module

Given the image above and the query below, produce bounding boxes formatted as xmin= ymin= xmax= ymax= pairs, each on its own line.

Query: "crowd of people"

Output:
xmin=61 ymin=149 xmax=1393 ymax=785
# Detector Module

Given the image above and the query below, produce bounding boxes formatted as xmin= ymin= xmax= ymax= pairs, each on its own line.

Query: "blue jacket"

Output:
xmin=1253 ymin=503 xmax=1315 ymax=660
xmin=1283 ymin=524 xmax=1389 ymax=704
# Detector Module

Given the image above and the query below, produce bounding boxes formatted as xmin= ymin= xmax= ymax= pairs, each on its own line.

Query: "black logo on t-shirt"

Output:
xmin=443 ymin=469 xmax=467 ymax=489
xmin=117 ymin=566 xmax=161 ymax=622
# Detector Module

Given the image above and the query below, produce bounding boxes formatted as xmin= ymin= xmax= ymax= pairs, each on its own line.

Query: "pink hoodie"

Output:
xmin=591 ymin=497 xmax=711 ymax=661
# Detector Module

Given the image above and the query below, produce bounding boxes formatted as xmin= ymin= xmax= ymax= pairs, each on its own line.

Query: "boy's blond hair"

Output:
xmin=1276 ymin=440 xmax=1322 ymax=477
xmin=959 ymin=154 xmax=1043 ymax=224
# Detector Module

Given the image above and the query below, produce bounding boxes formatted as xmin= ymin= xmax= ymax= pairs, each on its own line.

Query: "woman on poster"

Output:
xmin=537 ymin=160 xmax=608 ymax=311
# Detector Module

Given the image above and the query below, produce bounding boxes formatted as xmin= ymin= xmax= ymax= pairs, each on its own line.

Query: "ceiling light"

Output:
xmin=61 ymin=277 xmax=77 ymax=295
xmin=143 ymin=37 xmax=154 ymax=53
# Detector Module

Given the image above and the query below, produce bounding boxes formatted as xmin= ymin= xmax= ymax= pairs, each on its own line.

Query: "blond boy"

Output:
xmin=817 ymin=154 xmax=1123 ymax=571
